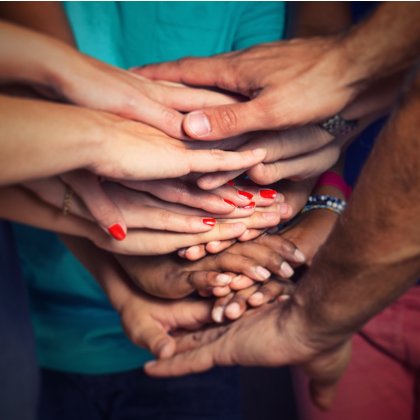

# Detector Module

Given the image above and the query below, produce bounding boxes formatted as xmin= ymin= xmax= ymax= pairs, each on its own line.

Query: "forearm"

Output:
xmin=0 ymin=2 xmax=74 ymax=44
xmin=0 ymin=95 xmax=101 ymax=185
xmin=340 ymin=2 xmax=420 ymax=88
xmin=294 ymin=69 xmax=420 ymax=338
xmin=0 ymin=19 xmax=77 ymax=85
xmin=0 ymin=186 xmax=98 ymax=239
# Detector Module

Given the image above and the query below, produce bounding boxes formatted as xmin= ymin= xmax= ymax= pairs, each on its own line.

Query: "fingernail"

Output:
xmin=212 ymin=306 xmax=224 ymax=323
xmin=280 ymin=261 xmax=294 ymax=278
xmin=178 ymin=248 xmax=187 ymax=258
xmin=238 ymin=190 xmax=254 ymax=200
xmin=202 ymin=218 xmax=216 ymax=227
xmin=209 ymin=240 xmax=221 ymax=248
xmin=242 ymin=201 xmax=256 ymax=209
xmin=259 ymin=189 xmax=277 ymax=199
xmin=186 ymin=111 xmax=211 ymax=137
xmin=224 ymin=199 xmax=236 ymax=207
xmin=278 ymin=294 xmax=291 ymax=302
xmin=216 ymin=274 xmax=232 ymax=286
xmin=249 ymin=292 xmax=264 ymax=305
xmin=294 ymin=249 xmax=306 ymax=263
xmin=227 ymin=180 xmax=235 ymax=186
xmin=145 ymin=360 xmax=157 ymax=368
xmin=108 ymin=224 xmax=126 ymax=241
xmin=226 ymin=302 xmax=241 ymax=317
xmin=279 ymin=204 xmax=290 ymax=216
xmin=254 ymin=265 xmax=271 ymax=280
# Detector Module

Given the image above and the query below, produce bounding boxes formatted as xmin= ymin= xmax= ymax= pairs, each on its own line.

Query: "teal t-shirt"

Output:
xmin=14 ymin=1 xmax=285 ymax=374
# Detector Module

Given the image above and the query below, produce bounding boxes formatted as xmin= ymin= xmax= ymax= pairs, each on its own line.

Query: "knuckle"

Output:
xmin=211 ymin=106 xmax=238 ymax=135
xmin=156 ymin=210 xmax=172 ymax=230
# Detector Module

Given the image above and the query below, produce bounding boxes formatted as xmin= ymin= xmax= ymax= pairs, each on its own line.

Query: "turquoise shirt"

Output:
xmin=14 ymin=1 xmax=285 ymax=374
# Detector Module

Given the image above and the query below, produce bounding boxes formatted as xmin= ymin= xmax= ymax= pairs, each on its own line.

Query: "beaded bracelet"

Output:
xmin=302 ymin=195 xmax=347 ymax=216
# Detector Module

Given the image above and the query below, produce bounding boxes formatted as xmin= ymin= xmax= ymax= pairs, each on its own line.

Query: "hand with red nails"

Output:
xmin=179 ymin=178 xmax=314 ymax=261
xmin=23 ymin=177 xmax=227 ymax=241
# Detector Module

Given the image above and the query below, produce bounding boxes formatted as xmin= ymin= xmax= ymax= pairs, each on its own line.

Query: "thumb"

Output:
xmin=183 ymin=99 xmax=270 ymax=140
xmin=132 ymin=323 xmax=176 ymax=359
xmin=309 ymin=378 xmax=340 ymax=411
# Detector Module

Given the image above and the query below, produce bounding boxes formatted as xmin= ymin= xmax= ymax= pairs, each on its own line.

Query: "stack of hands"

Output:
xmin=2 ymin=8 xmax=416 ymax=409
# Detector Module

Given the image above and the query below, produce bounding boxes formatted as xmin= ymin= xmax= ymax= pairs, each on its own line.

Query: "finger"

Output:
xmin=133 ymin=207 xmax=217 ymax=233
xmin=157 ymin=84 xmax=239 ymax=112
xmin=248 ymin=280 xmax=288 ymax=307
xmin=187 ymin=271 xmax=234 ymax=290
xmin=310 ymin=379 xmax=340 ymax=411
xmin=184 ymin=245 xmax=207 ymax=261
xmin=276 ymin=178 xmax=317 ymax=219
xmin=256 ymin=234 xmax=307 ymax=265
xmin=223 ymin=207 xmax=281 ymax=230
xmin=120 ymin=179 xmax=240 ymax=214
xmin=145 ymin=345 xmax=216 ymax=377
xmin=61 ymin=172 xmax=127 ymax=240
xmin=211 ymin=292 xmax=234 ymax=323
xmin=120 ymin=93 xmax=186 ymax=139
xmin=187 ymin=147 xmax=267 ymax=173
xmin=128 ymin=321 xmax=176 ymax=360
xmin=134 ymin=55 xmax=234 ymax=89
xmin=182 ymin=98 xmax=272 ymax=140
xmin=248 ymin=142 xmax=341 ymax=185
xmin=224 ymin=285 xmax=259 ymax=320
xmin=205 ymin=239 xmax=236 ymax=254
xmin=212 ymin=285 xmax=232 ymax=297
xmin=238 ymin=229 xmax=265 ymax=242
xmin=197 ymin=169 xmax=245 ymax=190
xmin=101 ymin=222 xmax=247 ymax=256
xmin=230 ymin=242 xmax=295 ymax=279
xmin=229 ymin=275 xmax=255 ymax=291
xmin=207 ymin=252 xmax=272 ymax=282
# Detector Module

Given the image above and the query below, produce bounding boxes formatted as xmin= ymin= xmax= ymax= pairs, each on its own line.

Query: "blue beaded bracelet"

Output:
xmin=302 ymin=195 xmax=347 ymax=215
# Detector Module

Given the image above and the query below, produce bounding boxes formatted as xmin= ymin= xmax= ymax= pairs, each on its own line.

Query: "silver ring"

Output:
xmin=319 ymin=114 xmax=358 ymax=137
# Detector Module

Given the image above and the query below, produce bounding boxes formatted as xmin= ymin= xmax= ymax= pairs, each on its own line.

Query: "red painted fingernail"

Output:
xmin=238 ymin=190 xmax=254 ymax=200
xmin=202 ymin=218 xmax=216 ymax=227
xmin=108 ymin=224 xmax=126 ymax=241
xmin=227 ymin=180 xmax=235 ymax=186
xmin=224 ymin=199 xmax=236 ymax=207
xmin=242 ymin=201 xmax=256 ymax=209
xmin=259 ymin=189 xmax=277 ymax=199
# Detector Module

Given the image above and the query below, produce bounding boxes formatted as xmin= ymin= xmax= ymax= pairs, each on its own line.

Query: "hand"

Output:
xmin=114 ymin=235 xmax=300 ymax=299
xmin=60 ymin=234 xmax=213 ymax=359
xmin=144 ymin=299 xmax=352 ymax=410
xmin=196 ymin=126 xmax=347 ymax=189
xmin=0 ymin=21 xmax=238 ymax=139
xmin=179 ymin=178 xmax=314 ymax=261
xmin=24 ymin=176 xmax=239 ymax=239
xmin=119 ymin=178 xmax=274 ymax=214
xmin=136 ymin=36 xmax=360 ymax=139
xmin=89 ymin=116 xmax=267 ymax=182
